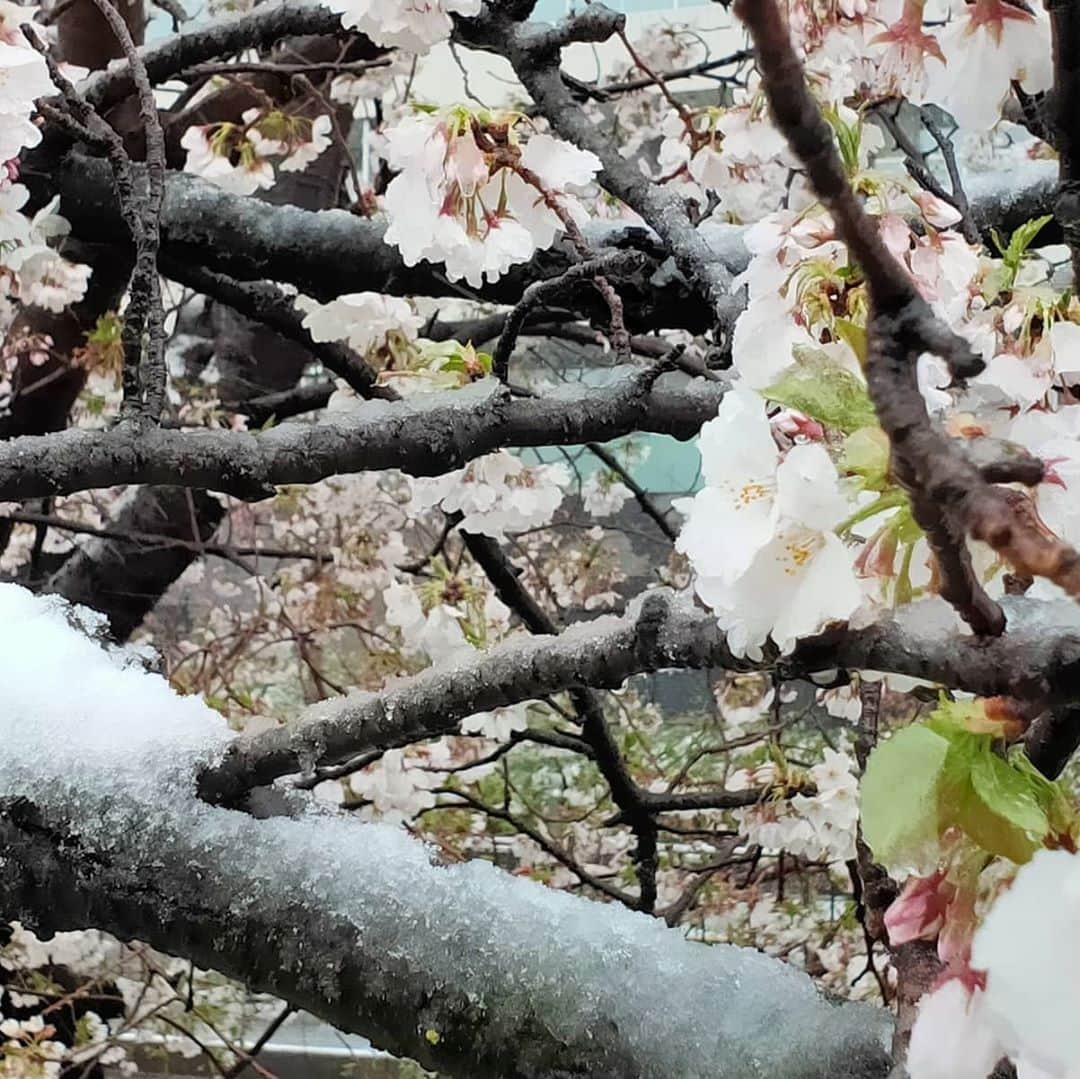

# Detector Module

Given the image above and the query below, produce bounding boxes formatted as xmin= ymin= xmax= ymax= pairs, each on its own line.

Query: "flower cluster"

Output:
xmin=730 ymin=748 xmax=860 ymax=864
xmin=677 ymin=386 xmax=863 ymax=657
xmin=381 ymin=105 xmax=601 ymax=286
xmin=409 ymin=451 xmax=569 ymax=538
xmin=296 ymin=289 xmax=495 ymax=397
xmin=181 ymin=109 xmax=333 ymax=196
xmin=329 ymin=0 xmax=481 ymax=53
xmin=0 ymin=14 xmax=92 ymax=386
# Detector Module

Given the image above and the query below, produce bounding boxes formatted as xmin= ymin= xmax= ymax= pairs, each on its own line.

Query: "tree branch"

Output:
xmin=78 ymin=1 xmax=344 ymax=114
xmin=1048 ymin=0 xmax=1080 ymax=284
xmin=0 ymin=590 xmax=895 ymax=1079
xmin=456 ymin=5 xmax=744 ymax=338
xmin=0 ymin=369 xmax=726 ymax=502
xmin=197 ymin=589 xmax=1080 ymax=806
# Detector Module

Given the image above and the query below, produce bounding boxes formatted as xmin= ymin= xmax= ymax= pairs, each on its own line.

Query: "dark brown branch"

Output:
xmin=159 ymin=258 xmax=396 ymax=399
xmin=435 ymin=787 xmax=636 ymax=905
xmin=492 ymin=251 xmax=650 ymax=382
xmin=90 ymin=0 xmax=168 ymax=421
xmin=459 ymin=527 xmax=660 ymax=911
xmin=569 ymin=49 xmax=753 ymax=101
xmin=1024 ymin=702 xmax=1080 ymax=779
xmin=78 ymin=1 xmax=344 ymax=113
xmin=5 ymin=509 xmax=329 ymax=564
xmin=584 ymin=441 xmax=677 ymax=542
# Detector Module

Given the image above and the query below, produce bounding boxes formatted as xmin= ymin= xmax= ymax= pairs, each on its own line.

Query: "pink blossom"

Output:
xmin=885 ymin=870 xmax=956 ymax=947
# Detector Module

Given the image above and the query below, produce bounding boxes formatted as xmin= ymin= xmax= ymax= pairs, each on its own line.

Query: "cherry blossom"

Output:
xmin=679 ymin=388 xmax=862 ymax=656
xmin=409 ymin=452 xmax=569 ymax=538
xmin=869 ymin=0 xmax=947 ymax=99
xmin=924 ymin=0 xmax=1053 ymax=131
xmin=580 ymin=472 xmax=633 ymax=517
xmin=329 ymin=0 xmax=482 ymax=54
xmin=907 ymin=978 xmax=1005 ymax=1079
xmin=972 ymin=850 xmax=1080 ymax=1077
xmin=295 ymin=291 xmax=423 ymax=355
xmin=381 ymin=106 xmax=600 ymax=286
xmin=180 ymin=124 xmax=275 ymax=196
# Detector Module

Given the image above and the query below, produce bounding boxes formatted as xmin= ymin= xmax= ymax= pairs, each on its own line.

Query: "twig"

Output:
xmin=221 ymin=1004 xmax=295 ymax=1079
xmin=89 ymin=0 xmax=168 ymax=422
xmin=571 ymin=48 xmax=753 ymax=100
xmin=151 ymin=0 xmax=189 ymax=31
xmin=1048 ymin=0 xmax=1080 ymax=285
xmin=920 ymin=107 xmax=979 ymax=244
xmin=0 ymin=510 xmax=331 ymax=564
xmin=158 ymin=258 xmax=398 ymax=400
xmin=492 ymin=251 xmax=649 ymax=381
xmin=180 ymin=57 xmax=391 ymax=80
xmin=584 ymin=440 xmax=678 ymax=542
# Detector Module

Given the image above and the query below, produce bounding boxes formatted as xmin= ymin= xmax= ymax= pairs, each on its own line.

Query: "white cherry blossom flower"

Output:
xmin=581 ymin=472 xmax=632 ymax=517
xmin=0 ymin=180 xmax=29 ymax=244
xmin=410 ymin=452 xmax=569 ymax=538
xmin=0 ymin=41 xmax=52 ymax=114
xmin=908 ymin=978 xmax=1006 ymax=1079
xmin=329 ymin=0 xmax=482 ymax=54
xmin=924 ymin=0 xmax=1053 ymax=131
xmin=870 ymin=0 xmax=947 ymax=100
xmin=9 ymin=247 xmax=91 ymax=311
xmin=676 ymin=386 xmax=783 ymax=584
xmin=280 ymin=114 xmax=333 ymax=172
xmin=295 ymin=291 xmax=423 ymax=354
xmin=180 ymin=124 xmax=275 ymax=196
xmin=381 ymin=107 xmax=599 ymax=287
xmin=681 ymin=389 xmax=861 ymax=657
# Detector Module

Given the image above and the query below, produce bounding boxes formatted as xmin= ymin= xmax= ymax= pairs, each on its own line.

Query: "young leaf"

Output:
xmin=765 ymin=347 xmax=878 ymax=434
xmin=861 ymin=723 xmax=951 ymax=873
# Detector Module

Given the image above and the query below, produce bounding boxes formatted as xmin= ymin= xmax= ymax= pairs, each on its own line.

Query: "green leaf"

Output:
xmin=833 ymin=318 xmax=868 ymax=365
xmin=841 ymin=426 xmax=890 ymax=490
xmin=764 ymin=347 xmax=878 ymax=434
xmin=930 ymin=727 xmax=1051 ymax=864
xmin=861 ymin=723 xmax=951 ymax=872
xmin=937 ymin=737 xmax=1043 ymax=864
xmin=1003 ymin=214 xmax=1053 ymax=267
xmin=988 ymin=214 xmax=1054 ymax=294
xmin=970 ymin=741 xmax=1048 ymax=839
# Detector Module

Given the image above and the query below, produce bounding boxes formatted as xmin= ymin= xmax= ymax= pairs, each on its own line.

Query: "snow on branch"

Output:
xmin=200 ymin=587 xmax=1080 ymax=807
xmin=0 ymin=585 xmax=892 ymax=1079
xmin=0 ymin=369 xmax=724 ymax=502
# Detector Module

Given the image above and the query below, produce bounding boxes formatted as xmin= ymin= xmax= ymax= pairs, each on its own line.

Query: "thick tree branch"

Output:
xmin=198 ymin=589 xmax=1080 ymax=806
xmin=41 ymin=487 xmax=225 ymax=640
xmin=35 ymin=155 xmax=1054 ymax=337
xmin=78 ymin=1 xmax=344 ymax=114
xmin=42 ymin=155 xmax=724 ymax=331
xmin=0 ymin=370 xmax=726 ymax=502
xmin=0 ymin=592 xmax=894 ymax=1079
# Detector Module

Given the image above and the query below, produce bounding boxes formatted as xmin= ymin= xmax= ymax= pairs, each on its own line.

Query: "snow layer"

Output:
xmin=0 ymin=585 xmax=891 ymax=1077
